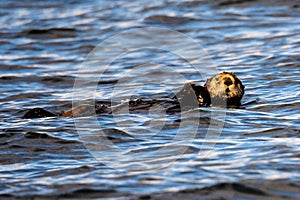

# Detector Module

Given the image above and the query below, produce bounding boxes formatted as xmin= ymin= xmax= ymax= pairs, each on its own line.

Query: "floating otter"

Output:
xmin=22 ymin=72 xmax=244 ymax=119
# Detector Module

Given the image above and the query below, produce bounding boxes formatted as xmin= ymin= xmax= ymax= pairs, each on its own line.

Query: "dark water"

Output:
xmin=1 ymin=0 xmax=300 ymax=199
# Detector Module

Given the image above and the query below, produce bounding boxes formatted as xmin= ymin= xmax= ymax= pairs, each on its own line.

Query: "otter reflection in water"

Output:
xmin=22 ymin=72 xmax=244 ymax=118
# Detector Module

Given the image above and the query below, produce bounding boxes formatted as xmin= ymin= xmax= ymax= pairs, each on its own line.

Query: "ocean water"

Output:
xmin=0 ymin=0 xmax=300 ymax=199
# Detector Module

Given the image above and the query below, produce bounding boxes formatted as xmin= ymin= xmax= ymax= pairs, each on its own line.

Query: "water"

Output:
xmin=1 ymin=0 xmax=300 ymax=199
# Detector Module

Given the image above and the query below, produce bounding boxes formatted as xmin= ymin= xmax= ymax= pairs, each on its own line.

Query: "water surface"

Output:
xmin=0 ymin=0 xmax=300 ymax=199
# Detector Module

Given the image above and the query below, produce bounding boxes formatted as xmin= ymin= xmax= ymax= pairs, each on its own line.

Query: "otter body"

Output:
xmin=23 ymin=72 xmax=244 ymax=118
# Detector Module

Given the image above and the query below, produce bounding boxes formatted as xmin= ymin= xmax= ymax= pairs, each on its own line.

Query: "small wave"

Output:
xmin=26 ymin=28 xmax=77 ymax=38
xmin=144 ymin=15 xmax=199 ymax=26
xmin=0 ymin=131 xmax=88 ymax=165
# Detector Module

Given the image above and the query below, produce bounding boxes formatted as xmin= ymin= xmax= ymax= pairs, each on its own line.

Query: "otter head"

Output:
xmin=204 ymin=72 xmax=244 ymax=107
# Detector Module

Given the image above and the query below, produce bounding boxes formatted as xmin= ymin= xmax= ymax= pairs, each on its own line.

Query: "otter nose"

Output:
xmin=224 ymin=77 xmax=233 ymax=86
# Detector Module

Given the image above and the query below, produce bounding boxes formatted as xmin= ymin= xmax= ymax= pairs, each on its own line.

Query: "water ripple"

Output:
xmin=0 ymin=0 xmax=299 ymax=198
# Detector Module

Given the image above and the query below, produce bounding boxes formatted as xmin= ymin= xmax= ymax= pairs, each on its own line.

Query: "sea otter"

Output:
xmin=176 ymin=72 xmax=244 ymax=108
xmin=22 ymin=72 xmax=244 ymax=118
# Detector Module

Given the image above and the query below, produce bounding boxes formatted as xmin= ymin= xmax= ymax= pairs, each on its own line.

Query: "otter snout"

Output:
xmin=224 ymin=77 xmax=233 ymax=86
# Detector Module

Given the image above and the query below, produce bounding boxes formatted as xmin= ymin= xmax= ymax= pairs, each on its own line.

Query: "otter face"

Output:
xmin=204 ymin=72 xmax=244 ymax=106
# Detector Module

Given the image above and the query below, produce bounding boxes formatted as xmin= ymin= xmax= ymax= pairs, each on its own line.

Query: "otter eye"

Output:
xmin=224 ymin=77 xmax=233 ymax=86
